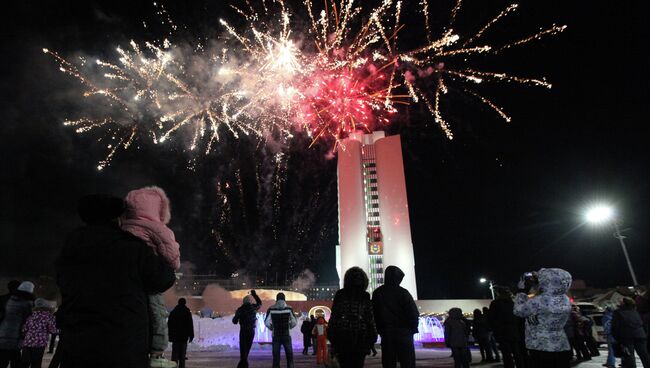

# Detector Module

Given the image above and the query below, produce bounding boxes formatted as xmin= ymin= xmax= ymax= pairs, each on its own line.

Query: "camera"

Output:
xmin=521 ymin=272 xmax=539 ymax=292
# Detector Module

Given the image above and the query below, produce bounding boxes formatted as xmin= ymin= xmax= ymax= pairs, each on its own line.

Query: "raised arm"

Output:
xmin=251 ymin=290 xmax=262 ymax=311
xmin=513 ymin=293 xmax=541 ymax=318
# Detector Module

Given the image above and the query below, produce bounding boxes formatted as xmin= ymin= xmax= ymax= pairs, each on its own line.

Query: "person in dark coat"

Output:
xmin=612 ymin=298 xmax=650 ymax=368
xmin=372 ymin=265 xmax=419 ymax=368
xmin=300 ymin=318 xmax=312 ymax=355
xmin=473 ymin=309 xmax=494 ymax=362
xmin=488 ymin=286 xmax=525 ymax=368
xmin=0 ymin=281 xmax=20 ymax=312
xmin=635 ymin=286 xmax=650 ymax=352
xmin=569 ymin=305 xmax=592 ymax=361
xmin=55 ymin=194 xmax=176 ymax=368
xmin=168 ymin=298 xmax=194 ymax=368
xmin=483 ymin=306 xmax=501 ymax=362
xmin=309 ymin=315 xmax=317 ymax=355
xmin=583 ymin=315 xmax=600 ymax=357
xmin=0 ymin=282 xmax=35 ymax=368
xmin=444 ymin=308 xmax=471 ymax=368
xmin=232 ymin=290 xmax=262 ymax=368
xmin=328 ymin=267 xmax=378 ymax=368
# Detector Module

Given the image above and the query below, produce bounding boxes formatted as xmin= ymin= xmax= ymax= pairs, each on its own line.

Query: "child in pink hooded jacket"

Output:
xmin=121 ymin=186 xmax=180 ymax=368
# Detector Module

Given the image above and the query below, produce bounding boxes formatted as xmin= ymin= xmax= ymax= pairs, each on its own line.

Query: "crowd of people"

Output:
xmin=1 ymin=188 xmax=650 ymax=368
xmin=0 ymin=280 xmax=58 ymax=368
xmin=444 ymin=268 xmax=650 ymax=368
xmin=231 ymin=264 xmax=419 ymax=368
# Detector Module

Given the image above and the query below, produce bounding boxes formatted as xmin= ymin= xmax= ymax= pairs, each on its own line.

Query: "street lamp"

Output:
xmin=479 ymin=278 xmax=495 ymax=299
xmin=585 ymin=204 xmax=639 ymax=286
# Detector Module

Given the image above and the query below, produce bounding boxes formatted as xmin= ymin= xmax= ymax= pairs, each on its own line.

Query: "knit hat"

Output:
xmin=78 ymin=194 xmax=126 ymax=224
xmin=34 ymin=298 xmax=53 ymax=310
xmin=17 ymin=281 xmax=34 ymax=294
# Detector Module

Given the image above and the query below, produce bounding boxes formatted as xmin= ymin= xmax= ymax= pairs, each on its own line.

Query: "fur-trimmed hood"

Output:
xmin=124 ymin=186 xmax=171 ymax=224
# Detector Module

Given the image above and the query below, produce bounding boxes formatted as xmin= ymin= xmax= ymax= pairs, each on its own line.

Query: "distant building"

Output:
xmin=306 ymin=285 xmax=339 ymax=301
xmin=336 ymin=131 xmax=418 ymax=298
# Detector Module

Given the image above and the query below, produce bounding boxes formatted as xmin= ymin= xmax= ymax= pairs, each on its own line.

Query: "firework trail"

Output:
xmin=44 ymin=0 xmax=565 ymax=168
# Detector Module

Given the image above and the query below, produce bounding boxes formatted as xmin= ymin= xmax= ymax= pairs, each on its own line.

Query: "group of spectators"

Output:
xmin=230 ymin=265 xmax=418 ymax=368
xmin=445 ymin=268 xmax=650 ymax=368
xmin=1 ymin=280 xmax=57 ymax=368
xmin=3 ymin=189 xmax=650 ymax=368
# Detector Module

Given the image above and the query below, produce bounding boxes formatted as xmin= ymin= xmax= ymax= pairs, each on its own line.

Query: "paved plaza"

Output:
xmin=40 ymin=347 xmax=645 ymax=367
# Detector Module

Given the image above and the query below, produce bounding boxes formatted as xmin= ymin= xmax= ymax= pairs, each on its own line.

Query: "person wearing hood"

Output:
xmin=0 ymin=281 xmax=35 ymax=368
xmin=20 ymin=298 xmax=57 ymax=368
xmin=56 ymin=194 xmax=176 ymax=368
xmin=611 ymin=297 xmax=650 ymax=368
xmin=329 ymin=267 xmax=378 ymax=368
xmin=372 ymin=265 xmax=419 ymax=368
xmin=232 ymin=290 xmax=262 ymax=368
xmin=167 ymin=298 xmax=194 ymax=368
xmin=444 ymin=307 xmax=471 ymax=368
xmin=513 ymin=268 xmax=572 ymax=368
xmin=121 ymin=186 xmax=181 ymax=368
xmin=265 ymin=293 xmax=297 ymax=368
xmin=312 ymin=315 xmax=328 ymax=365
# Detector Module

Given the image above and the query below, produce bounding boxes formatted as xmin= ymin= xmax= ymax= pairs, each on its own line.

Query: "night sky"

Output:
xmin=1 ymin=0 xmax=648 ymax=299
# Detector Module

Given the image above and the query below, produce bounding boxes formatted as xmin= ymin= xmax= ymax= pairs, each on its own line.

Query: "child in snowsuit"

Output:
xmin=312 ymin=316 xmax=328 ymax=365
xmin=21 ymin=298 xmax=57 ymax=368
xmin=122 ymin=186 xmax=180 ymax=368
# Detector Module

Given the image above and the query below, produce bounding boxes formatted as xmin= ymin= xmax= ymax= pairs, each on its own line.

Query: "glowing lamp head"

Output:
xmin=479 ymin=278 xmax=487 ymax=284
xmin=585 ymin=205 xmax=614 ymax=224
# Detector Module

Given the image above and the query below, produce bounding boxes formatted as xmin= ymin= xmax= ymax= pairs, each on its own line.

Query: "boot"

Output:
xmin=150 ymin=355 xmax=177 ymax=368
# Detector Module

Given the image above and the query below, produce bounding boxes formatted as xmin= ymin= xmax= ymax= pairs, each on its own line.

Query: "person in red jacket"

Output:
xmin=312 ymin=316 xmax=328 ymax=365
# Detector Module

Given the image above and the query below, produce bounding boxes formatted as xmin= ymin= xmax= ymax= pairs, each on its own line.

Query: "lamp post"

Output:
xmin=585 ymin=205 xmax=639 ymax=286
xmin=480 ymin=277 xmax=495 ymax=299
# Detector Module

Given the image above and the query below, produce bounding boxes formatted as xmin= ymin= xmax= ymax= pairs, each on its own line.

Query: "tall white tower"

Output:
xmin=336 ymin=131 xmax=418 ymax=299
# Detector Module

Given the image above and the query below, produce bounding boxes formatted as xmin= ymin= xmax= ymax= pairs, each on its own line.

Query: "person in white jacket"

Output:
xmin=514 ymin=268 xmax=572 ymax=368
xmin=264 ymin=293 xmax=297 ymax=368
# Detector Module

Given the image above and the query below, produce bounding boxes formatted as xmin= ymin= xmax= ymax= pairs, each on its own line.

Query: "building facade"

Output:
xmin=336 ymin=131 xmax=418 ymax=298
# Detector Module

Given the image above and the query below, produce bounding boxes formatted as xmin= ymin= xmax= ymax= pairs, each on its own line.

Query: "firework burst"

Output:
xmin=45 ymin=0 xmax=565 ymax=168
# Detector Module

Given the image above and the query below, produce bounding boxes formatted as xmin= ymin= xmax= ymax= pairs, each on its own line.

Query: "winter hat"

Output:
xmin=276 ymin=292 xmax=286 ymax=301
xmin=17 ymin=281 xmax=35 ymax=294
xmin=6 ymin=280 xmax=20 ymax=293
xmin=78 ymin=194 xmax=125 ymax=224
xmin=34 ymin=298 xmax=53 ymax=310
xmin=124 ymin=186 xmax=171 ymax=224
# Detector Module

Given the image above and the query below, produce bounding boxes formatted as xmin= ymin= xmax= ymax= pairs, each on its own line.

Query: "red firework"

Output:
xmin=301 ymin=63 xmax=398 ymax=145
